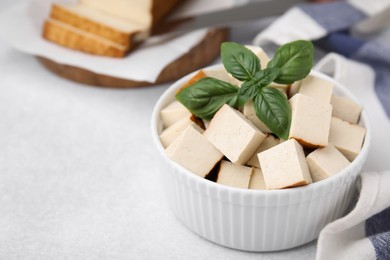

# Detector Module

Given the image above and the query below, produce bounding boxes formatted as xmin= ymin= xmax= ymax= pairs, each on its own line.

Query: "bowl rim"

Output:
xmin=151 ymin=64 xmax=371 ymax=198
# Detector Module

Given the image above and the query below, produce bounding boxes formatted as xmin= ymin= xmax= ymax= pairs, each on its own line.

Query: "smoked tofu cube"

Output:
xmin=331 ymin=95 xmax=362 ymax=124
xmin=204 ymin=67 xmax=231 ymax=82
xmin=204 ymin=104 xmax=266 ymax=165
xmin=245 ymin=45 xmax=270 ymax=69
xmin=243 ymin=101 xmax=271 ymax=133
xmin=160 ymin=117 xmax=194 ymax=148
xmin=160 ymin=100 xmax=191 ymax=128
xmin=306 ymin=144 xmax=350 ymax=182
xmin=178 ymin=70 xmax=206 ymax=92
xmin=249 ymin=168 xmax=266 ymax=190
xmin=258 ymin=139 xmax=312 ymax=189
xmin=329 ymin=117 xmax=366 ymax=161
xmin=247 ymin=135 xmax=280 ymax=168
xmin=166 ymin=124 xmax=223 ymax=178
xmin=217 ymin=161 xmax=252 ymax=189
xmin=288 ymin=80 xmax=302 ymax=98
xmin=299 ymin=75 xmax=334 ymax=103
xmin=204 ymin=67 xmax=241 ymax=86
xmin=289 ymin=94 xmax=332 ymax=148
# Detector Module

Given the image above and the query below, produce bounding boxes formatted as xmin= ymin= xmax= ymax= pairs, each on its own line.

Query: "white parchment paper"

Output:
xmin=0 ymin=0 xmax=244 ymax=83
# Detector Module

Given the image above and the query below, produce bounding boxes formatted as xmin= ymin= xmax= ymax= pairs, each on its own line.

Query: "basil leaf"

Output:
xmin=255 ymin=67 xmax=281 ymax=86
xmin=267 ymin=40 xmax=313 ymax=84
xmin=254 ymin=87 xmax=291 ymax=140
xmin=176 ymin=77 xmax=239 ymax=120
xmin=221 ymin=42 xmax=260 ymax=81
xmin=237 ymin=68 xmax=280 ymax=106
xmin=237 ymin=80 xmax=260 ymax=106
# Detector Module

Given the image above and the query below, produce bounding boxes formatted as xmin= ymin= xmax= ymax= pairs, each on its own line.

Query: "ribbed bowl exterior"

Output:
xmin=151 ymin=67 xmax=371 ymax=252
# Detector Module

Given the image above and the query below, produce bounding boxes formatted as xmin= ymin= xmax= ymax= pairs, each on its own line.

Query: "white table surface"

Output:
xmin=0 ymin=1 xmax=319 ymax=259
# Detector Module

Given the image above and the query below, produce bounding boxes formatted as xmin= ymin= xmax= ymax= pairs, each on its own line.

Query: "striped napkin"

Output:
xmin=317 ymin=171 xmax=390 ymax=260
xmin=252 ymin=0 xmax=390 ymax=259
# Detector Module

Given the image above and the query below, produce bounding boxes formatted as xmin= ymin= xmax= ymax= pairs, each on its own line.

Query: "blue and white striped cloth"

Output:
xmin=253 ymin=1 xmax=390 ymax=259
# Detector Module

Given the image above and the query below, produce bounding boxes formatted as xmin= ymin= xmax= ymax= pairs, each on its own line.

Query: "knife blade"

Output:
xmin=151 ymin=0 xmax=305 ymax=37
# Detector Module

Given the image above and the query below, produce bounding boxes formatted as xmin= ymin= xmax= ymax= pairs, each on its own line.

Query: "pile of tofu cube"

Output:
xmin=159 ymin=46 xmax=366 ymax=190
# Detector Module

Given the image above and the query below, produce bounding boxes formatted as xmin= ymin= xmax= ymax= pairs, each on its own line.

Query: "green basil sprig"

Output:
xmin=175 ymin=40 xmax=314 ymax=140
xmin=176 ymin=77 xmax=239 ymax=120
xmin=267 ymin=40 xmax=314 ymax=84
xmin=221 ymin=42 xmax=260 ymax=81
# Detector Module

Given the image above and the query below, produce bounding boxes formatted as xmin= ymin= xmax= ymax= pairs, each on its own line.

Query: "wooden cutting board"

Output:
xmin=37 ymin=28 xmax=228 ymax=88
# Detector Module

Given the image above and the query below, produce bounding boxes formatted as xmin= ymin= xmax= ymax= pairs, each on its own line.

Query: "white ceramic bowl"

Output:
xmin=151 ymin=65 xmax=370 ymax=252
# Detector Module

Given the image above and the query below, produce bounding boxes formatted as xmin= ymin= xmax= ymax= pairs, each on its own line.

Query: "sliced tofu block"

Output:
xmin=331 ymin=95 xmax=362 ymax=124
xmin=160 ymin=100 xmax=191 ymax=129
xmin=329 ymin=117 xmax=366 ymax=161
xmin=160 ymin=118 xmax=194 ymax=148
xmin=43 ymin=19 xmax=128 ymax=58
xmin=217 ymin=161 xmax=252 ymax=189
xmin=299 ymin=75 xmax=334 ymax=103
xmin=243 ymin=101 xmax=271 ymax=133
xmin=249 ymin=168 xmax=266 ymax=190
xmin=306 ymin=144 xmax=350 ymax=182
xmin=289 ymin=94 xmax=332 ymax=148
xmin=50 ymin=3 xmax=147 ymax=48
xmin=245 ymin=45 xmax=270 ymax=69
xmin=81 ymin=0 xmax=181 ymax=28
xmin=204 ymin=104 xmax=266 ymax=165
xmin=288 ymin=80 xmax=302 ymax=98
xmin=247 ymin=135 xmax=280 ymax=168
xmin=204 ymin=67 xmax=241 ymax=86
xmin=166 ymin=124 xmax=223 ymax=178
xmin=258 ymin=139 xmax=312 ymax=189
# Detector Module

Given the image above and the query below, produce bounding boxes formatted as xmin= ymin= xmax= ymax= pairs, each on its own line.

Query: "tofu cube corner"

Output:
xmin=329 ymin=117 xmax=366 ymax=161
xmin=331 ymin=95 xmax=362 ymax=124
xmin=160 ymin=100 xmax=191 ymax=129
xmin=243 ymin=101 xmax=271 ymax=133
xmin=217 ymin=161 xmax=252 ymax=189
xmin=204 ymin=67 xmax=241 ymax=86
xmin=249 ymin=167 xmax=266 ymax=190
xmin=160 ymin=117 xmax=194 ymax=148
xmin=244 ymin=45 xmax=270 ymax=69
xmin=306 ymin=143 xmax=350 ymax=182
xmin=299 ymin=75 xmax=334 ymax=103
xmin=247 ymin=134 xmax=280 ymax=168
xmin=204 ymin=104 xmax=266 ymax=165
xmin=258 ymin=139 xmax=312 ymax=189
xmin=289 ymin=93 xmax=332 ymax=148
xmin=288 ymin=80 xmax=302 ymax=97
xmin=166 ymin=124 xmax=223 ymax=178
